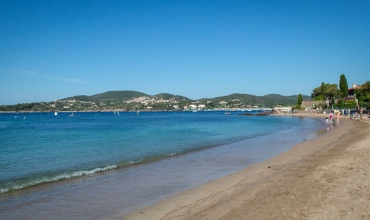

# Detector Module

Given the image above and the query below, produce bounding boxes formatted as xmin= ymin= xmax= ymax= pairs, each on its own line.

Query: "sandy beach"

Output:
xmin=125 ymin=115 xmax=370 ymax=220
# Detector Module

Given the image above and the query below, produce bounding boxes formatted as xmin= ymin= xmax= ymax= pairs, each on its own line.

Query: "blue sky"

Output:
xmin=1 ymin=0 xmax=369 ymax=105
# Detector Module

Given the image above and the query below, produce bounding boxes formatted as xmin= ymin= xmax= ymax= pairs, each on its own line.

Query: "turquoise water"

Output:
xmin=0 ymin=111 xmax=327 ymax=219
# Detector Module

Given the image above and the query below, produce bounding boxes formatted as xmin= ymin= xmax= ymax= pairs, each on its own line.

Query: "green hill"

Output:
xmin=64 ymin=91 xmax=190 ymax=103
xmin=62 ymin=95 xmax=99 ymax=103
xmin=92 ymin=90 xmax=149 ymax=101
xmin=199 ymin=93 xmax=311 ymax=107
xmin=69 ymin=91 xmax=308 ymax=107
xmin=153 ymin=93 xmax=191 ymax=102
xmin=0 ymin=90 xmax=312 ymax=111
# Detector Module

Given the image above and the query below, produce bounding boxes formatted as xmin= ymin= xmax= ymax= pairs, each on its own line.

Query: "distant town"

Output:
xmin=0 ymin=91 xmax=304 ymax=112
xmin=1 ymin=77 xmax=369 ymax=113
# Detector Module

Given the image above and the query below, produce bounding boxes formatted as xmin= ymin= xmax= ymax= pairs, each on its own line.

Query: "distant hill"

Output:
xmin=199 ymin=93 xmax=311 ymax=107
xmin=62 ymin=90 xmax=149 ymax=102
xmin=0 ymin=90 xmax=312 ymax=112
xmin=62 ymin=95 xmax=99 ymax=103
xmin=92 ymin=91 xmax=149 ymax=101
xmin=62 ymin=90 xmax=191 ymax=103
xmin=152 ymin=93 xmax=190 ymax=102
xmin=63 ymin=91 xmax=310 ymax=107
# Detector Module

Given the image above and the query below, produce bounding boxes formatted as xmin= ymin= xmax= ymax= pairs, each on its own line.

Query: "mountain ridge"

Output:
xmin=1 ymin=90 xmax=311 ymax=112
xmin=63 ymin=90 xmax=310 ymax=106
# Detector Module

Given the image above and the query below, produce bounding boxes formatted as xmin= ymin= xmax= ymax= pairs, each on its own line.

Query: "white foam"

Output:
xmin=129 ymin=159 xmax=142 ymax=164
xmin=0 ymin=164 xmax=117 ymax=193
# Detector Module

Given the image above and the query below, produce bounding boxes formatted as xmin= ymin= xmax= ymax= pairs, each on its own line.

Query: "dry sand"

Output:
xmin=125 ymin=115 xmax=370 ymax=220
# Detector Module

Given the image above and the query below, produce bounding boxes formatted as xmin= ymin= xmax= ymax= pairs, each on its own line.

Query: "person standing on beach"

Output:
xmin=344 ymin=109 xmax=347 ymax=117
xmin=360 ymin=108 xmax=363 ymax=120
xmin=329 ymin=112 xmax=333 ymax=123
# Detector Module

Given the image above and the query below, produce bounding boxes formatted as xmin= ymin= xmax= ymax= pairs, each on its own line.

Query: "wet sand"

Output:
xmin=125 ymin=115 xmax=370 ymax=220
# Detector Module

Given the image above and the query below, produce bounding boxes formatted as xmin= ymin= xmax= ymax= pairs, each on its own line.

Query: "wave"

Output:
xmin=0 ymin=164 xmax=117 ymax=194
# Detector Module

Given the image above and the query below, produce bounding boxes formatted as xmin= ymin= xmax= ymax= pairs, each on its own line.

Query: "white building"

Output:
xmin=189 ymin=104 xmax=197 ymax=109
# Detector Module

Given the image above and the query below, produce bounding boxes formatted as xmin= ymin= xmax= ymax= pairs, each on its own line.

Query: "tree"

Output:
xmin=354 ymin=81 xmax=370 ymax=108
xmin=312 ymin=83 xmax=340 ymax=100
xmin=339 ymin=74 xmax=348 ymax=98
xmin=297 ymin=94 xmax=303 ymax=106
xmin=312 ymin=83 xmax=340 ymax=108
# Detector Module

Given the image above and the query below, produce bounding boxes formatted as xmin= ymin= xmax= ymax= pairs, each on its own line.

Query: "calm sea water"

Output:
xmin=0 ymin=111 xmax=328 ymax=219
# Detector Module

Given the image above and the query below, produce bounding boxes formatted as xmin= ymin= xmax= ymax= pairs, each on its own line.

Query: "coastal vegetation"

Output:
xmin=297 ymin=94 xmax=303 ymax=106
xmin=311 ymin=74 xmax=369 ymax=109
xmin=353 ymin=81 xmax=370 ymax=108
xmin=339 ymin=74 xmax=349 ymax=98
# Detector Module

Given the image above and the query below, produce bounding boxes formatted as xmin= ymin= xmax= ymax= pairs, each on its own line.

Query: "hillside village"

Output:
xmin=53 ymin=97 xmax=257 ymax=112
xmin=0 ymin=91 xmax=302 ymax=112
xmin=2 ymin=79 xmax=369 ymax=113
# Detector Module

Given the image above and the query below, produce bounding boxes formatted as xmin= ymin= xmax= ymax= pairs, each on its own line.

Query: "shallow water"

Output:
xmin=0 ymin=112 xmax=328 ymax=219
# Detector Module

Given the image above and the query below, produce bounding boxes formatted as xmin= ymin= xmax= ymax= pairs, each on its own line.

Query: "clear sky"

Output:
xmin=1 ymin=0 xmax=369 ymax=105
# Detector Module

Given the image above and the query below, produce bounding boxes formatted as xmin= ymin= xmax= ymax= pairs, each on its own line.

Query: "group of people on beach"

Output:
xmin=326 ymin=110 xmax=340 ymax=125
xmin=326 ymin=109 xmax=370 ymax=124
xmin=349 ymin=108 xmax=370 ymax=121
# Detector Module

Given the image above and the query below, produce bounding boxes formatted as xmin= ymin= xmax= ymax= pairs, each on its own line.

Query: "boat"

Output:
xmin=69 ymin=113 xmax=74 ymax=117
xmin=54 ymin=112 xmax=58 ymax=116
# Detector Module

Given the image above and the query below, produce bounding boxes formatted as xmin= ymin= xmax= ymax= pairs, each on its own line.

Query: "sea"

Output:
xmin=0 ymin=111 xmax=329 ymax=220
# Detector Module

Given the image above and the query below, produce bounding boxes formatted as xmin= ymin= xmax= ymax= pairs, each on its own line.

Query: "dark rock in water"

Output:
xmin=239 ymin=113 xmax=255 ymax=116
xmin=255 ymin=112 xmax=271 ymax=116
xmin=239 ymin=112 xmax=271 ymax=116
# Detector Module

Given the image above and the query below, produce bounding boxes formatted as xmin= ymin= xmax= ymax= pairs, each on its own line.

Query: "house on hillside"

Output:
xmin=348 ymin=83 xmax=362 ymax=97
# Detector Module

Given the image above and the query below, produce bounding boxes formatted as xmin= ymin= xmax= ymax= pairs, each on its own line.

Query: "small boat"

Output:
xmin=69 ymin=113 xmax=74 ymax=117
xmin=54 ymin=112 xmax=58 ymax=116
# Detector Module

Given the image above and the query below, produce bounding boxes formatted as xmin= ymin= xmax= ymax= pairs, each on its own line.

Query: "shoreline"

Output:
xmin=125 ymin=116 xmax=370 ymax=219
